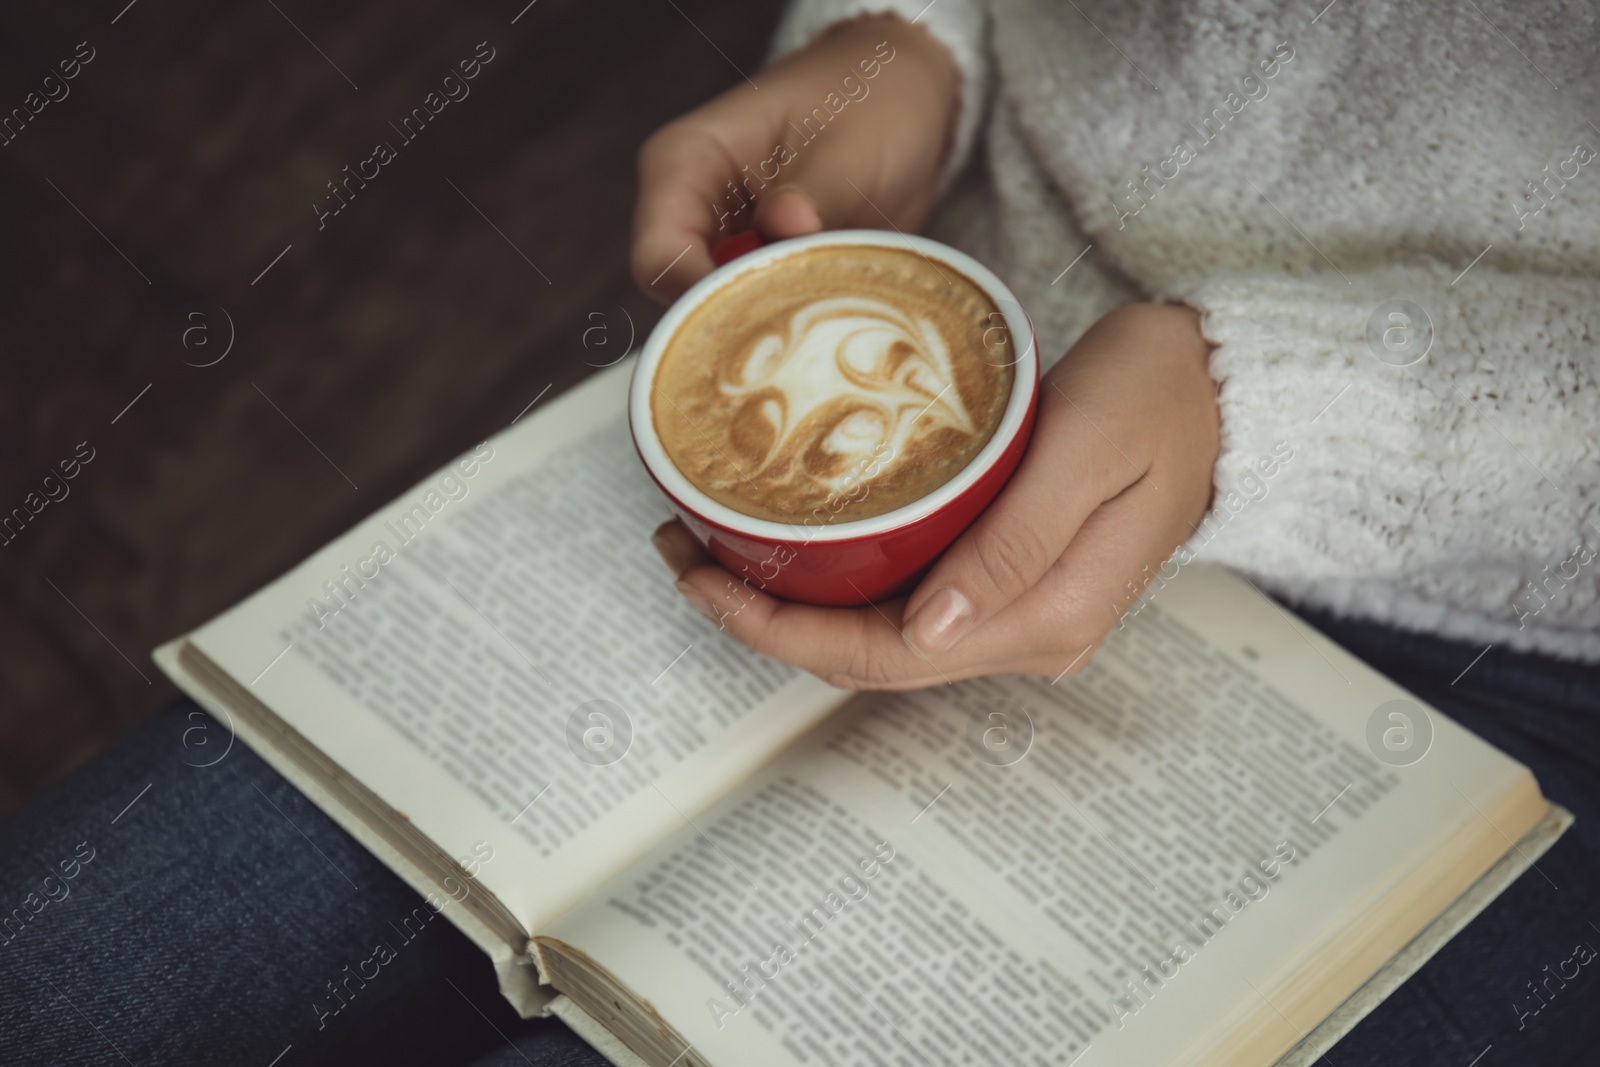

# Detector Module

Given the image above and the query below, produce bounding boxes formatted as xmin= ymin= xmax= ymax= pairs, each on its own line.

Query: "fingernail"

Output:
xmin=651 ymin=531 xmax=677 ymax=573
xmin=905 ymin=587 xmax=974 ymax=654
xmin=675 ymin=580 xmax=718 ymax=622
xmin=654 ymin=528 xmax=700 ymax=576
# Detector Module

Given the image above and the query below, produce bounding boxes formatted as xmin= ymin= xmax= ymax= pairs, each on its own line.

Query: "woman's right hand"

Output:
xmin=631 ymin=12 xmax=959 ymax=302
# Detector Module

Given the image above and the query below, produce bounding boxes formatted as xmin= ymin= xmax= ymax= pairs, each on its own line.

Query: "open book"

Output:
xmin=155 ymin=360 xmax=1567 ymax=1067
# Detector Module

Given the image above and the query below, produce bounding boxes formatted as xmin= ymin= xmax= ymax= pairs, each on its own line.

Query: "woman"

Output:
xmin=3 ymin=2 xmax=1595 ymax=1064
xmin=640 ymin=1 xmax=1600 ymax=682
xmin=637 ymin=2 xmax=1600 ymax=1064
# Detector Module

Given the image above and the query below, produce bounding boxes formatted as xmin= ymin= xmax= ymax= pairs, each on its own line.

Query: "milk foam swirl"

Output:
xmin=719 ymin=296 xmax=976 ymax=496
xmin=651 ymin=244 xmax=1011 ymax=524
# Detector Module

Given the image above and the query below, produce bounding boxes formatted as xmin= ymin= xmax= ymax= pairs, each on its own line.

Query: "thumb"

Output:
xmin=900 ymin=396 xmax=1127 ymax=655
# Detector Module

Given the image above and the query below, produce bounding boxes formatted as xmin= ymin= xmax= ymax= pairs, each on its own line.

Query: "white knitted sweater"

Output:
xmin=774 ymin=0 xmax=1600 ymax=662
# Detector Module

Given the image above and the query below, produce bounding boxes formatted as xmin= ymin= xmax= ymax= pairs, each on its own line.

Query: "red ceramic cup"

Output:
xmin=630 ymin=229 xmax=1038 ymax=606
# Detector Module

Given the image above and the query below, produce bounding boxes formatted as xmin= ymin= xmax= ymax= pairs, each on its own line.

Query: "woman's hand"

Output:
xmin=654 ymin=304 xmax=1222 ymax=688
xmin=631 ymin=13 xmax=958 ymax=302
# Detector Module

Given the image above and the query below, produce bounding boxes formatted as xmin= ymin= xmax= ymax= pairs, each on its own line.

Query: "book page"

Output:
xmin=540 ymin=565 xmax=1544 ymax=1067
xmin=179 ymin=360 xmax=848 ymax=933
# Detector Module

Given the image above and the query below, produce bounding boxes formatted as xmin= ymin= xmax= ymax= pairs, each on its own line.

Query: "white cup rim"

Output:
xmin=629 ymin=229 xmax=1038 ymax=543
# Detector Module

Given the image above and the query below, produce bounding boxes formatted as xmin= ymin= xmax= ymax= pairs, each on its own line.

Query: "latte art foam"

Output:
xmin=726 ymin=295 xmax=977 ymax=491
xmin=653 ymin=245 xmax=1013 ymax=524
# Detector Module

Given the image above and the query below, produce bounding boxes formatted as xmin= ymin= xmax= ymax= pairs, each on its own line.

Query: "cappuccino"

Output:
xmin=652 ymin=245 xmax=1013 ymax=524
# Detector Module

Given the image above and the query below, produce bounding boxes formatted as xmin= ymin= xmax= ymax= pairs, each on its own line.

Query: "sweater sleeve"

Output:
xmin=770 ymin=0 xmax=989 ymax=187
xmin=1165 ymin=261 xmax=1600 ymax=660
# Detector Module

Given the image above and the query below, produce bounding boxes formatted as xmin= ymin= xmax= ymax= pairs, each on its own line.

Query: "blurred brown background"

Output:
xmin=0 ymin=0 xmax=783 ymax=816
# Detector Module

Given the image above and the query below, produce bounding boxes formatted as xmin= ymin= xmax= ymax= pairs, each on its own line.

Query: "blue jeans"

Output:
xmin=2 ymin=616 xmax=1596 ymax=1066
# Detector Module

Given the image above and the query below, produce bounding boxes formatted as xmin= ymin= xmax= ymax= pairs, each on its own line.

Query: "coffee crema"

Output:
xmin=652 ymin=245 xmax=1014 ymax=524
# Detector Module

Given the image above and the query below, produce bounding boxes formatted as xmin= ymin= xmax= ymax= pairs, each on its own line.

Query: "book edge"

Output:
xmin=152 ymin=637 xmax=556 ymax=1019
xmin=1273 ymin=800 xmax=1574 ymax=1066
xmin=549 ymin=995 xmax=653 ymax=1067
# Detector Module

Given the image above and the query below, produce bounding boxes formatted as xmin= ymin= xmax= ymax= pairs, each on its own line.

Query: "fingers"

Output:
xmin=651 ymin=519 xmax=708 ymax=575
xmin=944 ymin=474 xmax=1190 ymax=682
xmin=632 ymin=11 xmax=957 ymax=302
xmin=653 ymin=520 xmax=990 ymax=688
xmin=1024 ymin=473 xmax=1194 ymax=666
xmin=653 ymin=524 xmax=1074 ymax=688
xmin=900 ymin=378 xmax=1144 ymax=655
xmin=631 ymin=124 xmax=862 ymax=301
xmin=665 ymin=556 xmax=931 ymax=688
xmin=750 ymin=168 xmax=878 ymax=240
xmin=631 ymin=124 xmax=732 ymax=301
xmin=751 ymin=186 xmax=826 ymax=241
xmin=645 ymin=297 xmax=1218 ymax=688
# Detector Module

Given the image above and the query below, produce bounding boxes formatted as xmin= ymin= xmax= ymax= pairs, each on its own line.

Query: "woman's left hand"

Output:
xmin=653 ymin=303 xmax=1222 ymax=689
